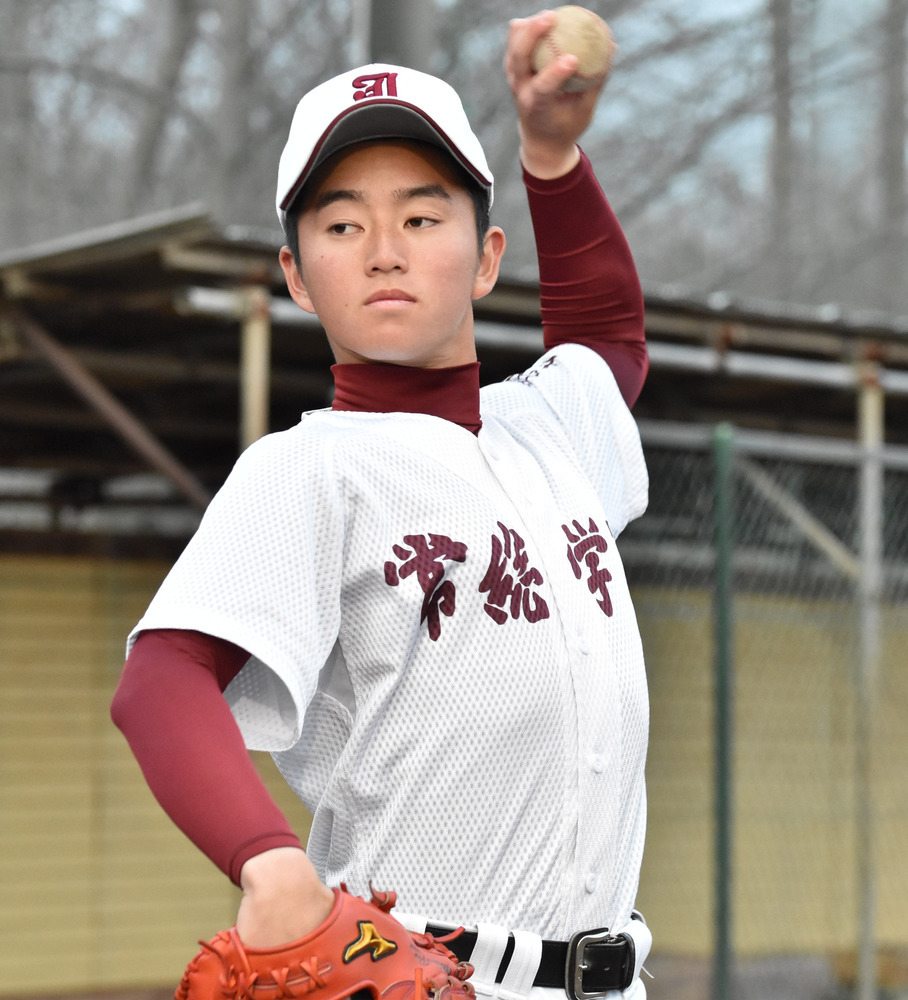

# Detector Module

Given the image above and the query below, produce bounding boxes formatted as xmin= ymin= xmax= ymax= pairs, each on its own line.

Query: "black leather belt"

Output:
xmin=426 ymin=923 xmax=636 ymax=997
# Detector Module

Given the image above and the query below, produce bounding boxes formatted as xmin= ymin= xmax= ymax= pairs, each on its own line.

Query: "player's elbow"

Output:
xmin=619 ymin=341 xmax=649 ymax=408
xmin=110 ymin=658 xmax=138 ymax=734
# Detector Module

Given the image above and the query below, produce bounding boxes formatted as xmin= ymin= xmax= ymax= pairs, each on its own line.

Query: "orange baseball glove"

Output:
xmin=175 ymin=884 xmax=475 ymax=1000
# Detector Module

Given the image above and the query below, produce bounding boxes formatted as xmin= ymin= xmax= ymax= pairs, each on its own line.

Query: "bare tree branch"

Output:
xmin=0 ymin=54 xmax=216 ymax=142
xmin=119 ymin=0 xmax=202 ymax=216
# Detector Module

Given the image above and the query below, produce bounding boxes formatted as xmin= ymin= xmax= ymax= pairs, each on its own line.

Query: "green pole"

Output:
xmin=856 ymin=366 xmax=883 ymax=1000
xmin=712 ymin=423 xmax=735 ymax=1000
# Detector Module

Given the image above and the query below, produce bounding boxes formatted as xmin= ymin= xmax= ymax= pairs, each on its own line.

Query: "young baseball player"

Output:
xmin=112 ymin=12 xmax=652 ymax=1000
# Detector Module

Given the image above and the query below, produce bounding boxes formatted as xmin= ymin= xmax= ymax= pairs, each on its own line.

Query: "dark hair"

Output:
xmin=282 ymin=157 xmax=491 ymax=271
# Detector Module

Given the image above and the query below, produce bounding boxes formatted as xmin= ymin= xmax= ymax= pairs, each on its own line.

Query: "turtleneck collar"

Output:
xmin=331 ymin=361 xmax=482 ymax=435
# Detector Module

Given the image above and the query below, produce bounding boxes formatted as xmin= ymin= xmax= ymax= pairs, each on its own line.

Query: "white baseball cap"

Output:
xmin=276 ymin=63 xmax=494 ymax=227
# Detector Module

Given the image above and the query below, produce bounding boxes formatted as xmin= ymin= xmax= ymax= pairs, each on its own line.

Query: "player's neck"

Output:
xmin=331 ymin=361 xmax=482 ymax=435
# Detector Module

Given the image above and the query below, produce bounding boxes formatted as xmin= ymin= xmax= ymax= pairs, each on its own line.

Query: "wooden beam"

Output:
xmin=240 ymin=286 xmax=272 ymax=450
xmin=0 ymin=399 xmax=235 ymax=441
xmin=8 ymin=310 xmax=212 ymax=510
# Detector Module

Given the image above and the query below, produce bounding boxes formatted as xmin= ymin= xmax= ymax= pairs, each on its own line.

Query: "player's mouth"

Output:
xmin=365 ymin=289 xmax=416 ymax=308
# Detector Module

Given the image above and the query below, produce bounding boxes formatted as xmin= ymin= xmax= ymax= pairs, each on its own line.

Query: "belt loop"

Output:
xmin=620 ymin=913 xmax=652 ymax=988
xmin=468 ymin=923 xmax=510 ymax=999
xmin=497 ymin=929 xmax=542 ymax=1000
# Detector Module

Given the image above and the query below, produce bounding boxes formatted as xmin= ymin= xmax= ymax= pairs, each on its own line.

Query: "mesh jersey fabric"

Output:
xmin=128 ymin=343 xmax=649 ymax=940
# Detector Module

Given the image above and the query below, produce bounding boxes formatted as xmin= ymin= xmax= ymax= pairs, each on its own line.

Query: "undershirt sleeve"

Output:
xmin=110 ymin=628 xmax=303 ymax=885
xmin=523 ymin=151 xmax=648 ymax=407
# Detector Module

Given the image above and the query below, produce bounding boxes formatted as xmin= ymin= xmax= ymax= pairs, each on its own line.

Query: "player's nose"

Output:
xmin=365 ymin=224 xmax=408 ymax=273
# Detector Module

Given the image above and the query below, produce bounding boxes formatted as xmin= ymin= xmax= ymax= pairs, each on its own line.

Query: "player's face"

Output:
xmin=280 ymin=141 xmax=505 ymax=368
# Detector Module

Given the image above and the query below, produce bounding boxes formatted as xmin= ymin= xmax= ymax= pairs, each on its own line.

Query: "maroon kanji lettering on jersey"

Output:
xmin=479 ymin=521 xmax=550 ymax=625
xmin=352 ymin=72 xmax=398 ymax=101
xmin=384 ymin=533 xmax=467 ymax=640
xmin=562 ymin=518 xmax=614 ymax=617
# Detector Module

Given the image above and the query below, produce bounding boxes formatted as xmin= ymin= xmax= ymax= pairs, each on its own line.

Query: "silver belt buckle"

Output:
xmin=564 ymin=927 xmax=634 ymax=999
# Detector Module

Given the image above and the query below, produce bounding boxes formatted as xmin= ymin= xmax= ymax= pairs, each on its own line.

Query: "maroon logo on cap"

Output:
xmin=352 ymin=72 xmax=398 ymax=101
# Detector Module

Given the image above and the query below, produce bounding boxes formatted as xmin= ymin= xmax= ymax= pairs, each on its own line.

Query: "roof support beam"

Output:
xmin=239 ymin=286 xmax=272 ymax=451
xmin=9 ymin=310 xmax=211 ymax=510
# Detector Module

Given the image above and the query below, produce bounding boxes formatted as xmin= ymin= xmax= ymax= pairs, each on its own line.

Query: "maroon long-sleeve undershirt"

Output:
xmin=110 ymin=629 xmax=302 ymax=884
xmin=525 ymin=151 xmax=648 ymax=407
xmin=110 ymin=150 xmax=648 ymax=885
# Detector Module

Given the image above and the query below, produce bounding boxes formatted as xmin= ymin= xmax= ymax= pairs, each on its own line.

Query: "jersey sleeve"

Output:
xmin=127 ymin=421 xmax=344 ymax=751
xmin=482 ymin=343 xmax=648 ymax=537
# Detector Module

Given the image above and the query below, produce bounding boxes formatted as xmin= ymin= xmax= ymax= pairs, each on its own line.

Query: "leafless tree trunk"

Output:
xmin=119 ymin=0 xmax=200 ymax=218
xmin=880 ymin=0 xmax=908 ymax=312
xmin=211 ymin=0 xmax=253 ymax=224
xmin=369 ymin=0 xmax=436 ymax=71
xmin=0 ymin=0 xmax=33 ymax=245
xmin=770 ymin=0 xmax=795 ymax=299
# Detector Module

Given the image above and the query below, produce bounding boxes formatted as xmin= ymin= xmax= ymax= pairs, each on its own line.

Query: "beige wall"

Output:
xmin=1 ymin=555 xmax=906 ymax=994
xmin=0 ymin=554 xmax=311 ymax=994
xmin=635 ymin=586 xmax=908 ymax=957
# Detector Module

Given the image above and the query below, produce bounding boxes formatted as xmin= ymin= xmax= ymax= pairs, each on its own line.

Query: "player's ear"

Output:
xmin=279 ymin=245 xmax=317 ymax=315
xmin=471 ymin=226 xmax=506 ymax=302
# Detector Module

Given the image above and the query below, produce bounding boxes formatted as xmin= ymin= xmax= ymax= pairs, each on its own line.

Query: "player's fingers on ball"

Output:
xmin=506 ymin=10 xmax=556 ymax=77
xmin=531 ymin=51 xmax=580 ymax=96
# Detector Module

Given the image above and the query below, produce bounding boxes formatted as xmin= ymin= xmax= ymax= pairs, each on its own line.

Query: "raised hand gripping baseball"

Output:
xmin=177 ymin=884 xmax=475 ymax=1000
xmin=505 ymin=9 xmax=610 ymax=178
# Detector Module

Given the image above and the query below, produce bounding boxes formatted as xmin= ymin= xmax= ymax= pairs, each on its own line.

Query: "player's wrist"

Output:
xmin=239 ymin=844 xmax=328 ymax=899
xmin=238 ymin=847 xmax=335 ymax=947
xmin=520 ymin=137 xmax=581 ymax=180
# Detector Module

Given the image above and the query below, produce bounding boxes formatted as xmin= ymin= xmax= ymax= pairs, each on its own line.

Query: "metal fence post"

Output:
xmin=712 ymin=422 xmax=735 ymax=1000
xmin=857 ymin=362 xmax=884 ymax=1000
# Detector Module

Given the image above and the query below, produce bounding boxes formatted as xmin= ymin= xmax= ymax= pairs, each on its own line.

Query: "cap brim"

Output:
xmin=280 ymin=100 xmax=491 ymax=215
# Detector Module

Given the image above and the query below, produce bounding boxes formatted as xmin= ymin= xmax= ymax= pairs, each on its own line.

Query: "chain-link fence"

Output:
xmin=3 ymin=414 xmax=906 ymax=999
xmin=626 ymin=421 xmax=908 ymax=1000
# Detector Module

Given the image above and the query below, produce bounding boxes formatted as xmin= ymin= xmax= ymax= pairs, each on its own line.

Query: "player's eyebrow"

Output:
xmin=312 ymin=188 xmax=365 ymax=211
xmin=393 ymin=184 xmax=452 ymax=203
xmin=313 ymin=184 xmax=453 ymax=212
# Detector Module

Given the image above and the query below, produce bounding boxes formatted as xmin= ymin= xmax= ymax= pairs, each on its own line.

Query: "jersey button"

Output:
xmin=590 ymin=753 xmax=605 ymax=774
xmin=585 ymin=873 xmax=599 ymax=893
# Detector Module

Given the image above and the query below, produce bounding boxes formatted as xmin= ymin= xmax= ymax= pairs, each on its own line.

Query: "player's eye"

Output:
xmin=405 ymin=216 xmax=439 ymax=230
xmin=328 ymin=222 xmax=359 ymax=235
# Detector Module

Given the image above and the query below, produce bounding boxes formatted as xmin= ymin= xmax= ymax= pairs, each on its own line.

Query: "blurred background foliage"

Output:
xmin=1 ymin=0 xmax=906 ymax=316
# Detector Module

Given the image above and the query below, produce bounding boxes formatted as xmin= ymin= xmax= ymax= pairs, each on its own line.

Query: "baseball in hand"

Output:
xmin=530 ymin=6 xmax=616 ymax=92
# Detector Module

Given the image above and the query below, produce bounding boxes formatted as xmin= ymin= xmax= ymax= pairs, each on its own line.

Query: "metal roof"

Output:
xmin=2 ymin=204 xmax=906 ymax=548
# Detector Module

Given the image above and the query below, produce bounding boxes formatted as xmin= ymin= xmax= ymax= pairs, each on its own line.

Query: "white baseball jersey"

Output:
xmin=129 ymin=343 xmax=649 ymax=940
